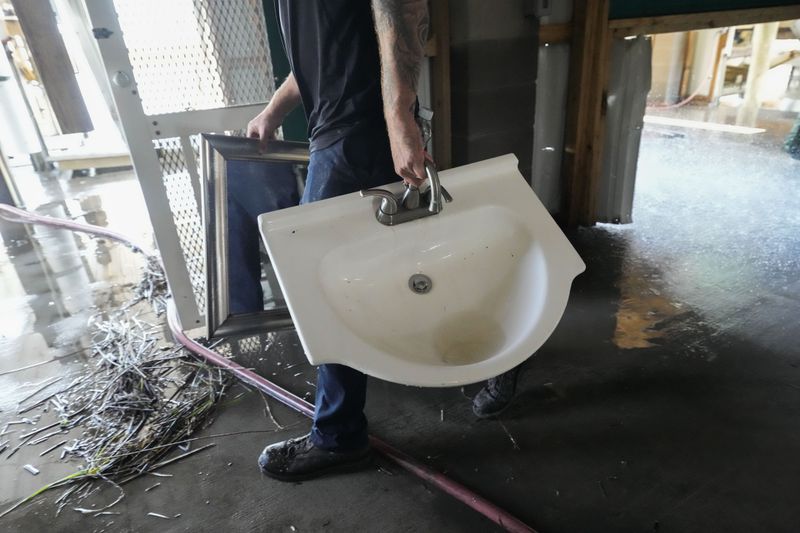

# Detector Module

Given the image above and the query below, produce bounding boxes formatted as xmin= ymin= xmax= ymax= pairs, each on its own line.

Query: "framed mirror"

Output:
xmin=200 ymin=133 xmax=310 ymax=339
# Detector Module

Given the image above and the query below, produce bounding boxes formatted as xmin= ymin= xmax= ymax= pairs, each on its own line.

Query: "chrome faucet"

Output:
xmin=361 ymin=160 xmax=452 ymax=226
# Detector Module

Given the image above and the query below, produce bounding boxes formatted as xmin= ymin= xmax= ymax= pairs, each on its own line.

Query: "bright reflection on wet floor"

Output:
xmin=609 ymin=106 xmax=800 ymax=356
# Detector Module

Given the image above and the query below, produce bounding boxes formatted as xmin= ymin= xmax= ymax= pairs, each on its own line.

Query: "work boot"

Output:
xmin=258 ymin=433 xmax=371 ymax=481
xmin=472 ymin=365 xmax=522 ymax=419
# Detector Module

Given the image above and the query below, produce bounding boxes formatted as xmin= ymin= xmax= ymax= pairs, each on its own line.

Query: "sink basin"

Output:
xmin=258 ymin=154 xmax=585 ymax=387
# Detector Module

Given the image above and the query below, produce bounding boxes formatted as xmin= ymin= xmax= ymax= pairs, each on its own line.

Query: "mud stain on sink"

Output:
xmin=433 ymin=311 xmax=506 ymax=365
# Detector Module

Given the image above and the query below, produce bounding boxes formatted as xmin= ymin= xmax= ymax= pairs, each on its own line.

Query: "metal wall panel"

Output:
xmin=596 ymin=36 xmax=651 ymax=224
xmin=530 ymin=0 xmax=572 ymax=213
xmin=530 ymin=43 xmax=570 ymax=213
xmin=531 ymin=32 xmax=651 ymax=222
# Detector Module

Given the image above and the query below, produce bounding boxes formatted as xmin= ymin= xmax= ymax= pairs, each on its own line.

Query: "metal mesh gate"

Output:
xmin=113 ymin=0 xmax=273 ymax=115
xmin=86 ymin=0 xmax=276 ymax=327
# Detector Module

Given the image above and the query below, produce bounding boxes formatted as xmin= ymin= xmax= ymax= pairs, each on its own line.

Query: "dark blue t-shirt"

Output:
xmin=276 ymin=0 xmax=385 ymax=151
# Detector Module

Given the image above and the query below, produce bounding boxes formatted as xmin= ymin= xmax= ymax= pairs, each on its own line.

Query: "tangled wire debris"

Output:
xmin=1 ymin=251 xmax=231 ymax=519
xmin=128 ymin=255 xmax=168 ymax=314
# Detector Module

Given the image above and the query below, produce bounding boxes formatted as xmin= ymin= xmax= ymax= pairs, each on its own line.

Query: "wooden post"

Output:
xmin=609 ymin=6 xmax=800 ymax=37
xmin=10 ymin=0 xmax=93 ymax=134
xmin=679 ymin=31 xmax=697 ymax=99
xmin=707 ymin=30 xmax=728 ymax=102
xmin=736 ymin=22 xmax=780 ymax=127
xmin=429 ymin=0 xmax=452 ymax=169
xmin=664 ymin=32 xmax=688 ymax=104
xmin=561 ymin=0 xmax=611 ymax=227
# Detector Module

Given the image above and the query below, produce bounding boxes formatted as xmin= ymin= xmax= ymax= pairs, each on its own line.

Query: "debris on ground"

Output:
xmin=499 ymin=421 xmax=521 ymax=451
xmin=0 ymin=255 xmax=231 ymax=519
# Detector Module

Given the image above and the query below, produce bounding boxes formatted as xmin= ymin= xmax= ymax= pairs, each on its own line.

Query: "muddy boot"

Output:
xmin=472 ymin=365 xmax=522 ymax=419
xmin=258 ymin=433 xmax=371 ymax=481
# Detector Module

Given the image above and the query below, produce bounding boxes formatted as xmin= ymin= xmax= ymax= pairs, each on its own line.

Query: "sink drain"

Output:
xmin=408 ymin=273 xmax=432 ymax=294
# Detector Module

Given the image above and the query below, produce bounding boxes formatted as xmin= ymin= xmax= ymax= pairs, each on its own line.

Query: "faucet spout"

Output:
xmin=360 ymin=188 xmax=398 ymax=215
xmin=425 ymin=160 xmax=444 ymax=214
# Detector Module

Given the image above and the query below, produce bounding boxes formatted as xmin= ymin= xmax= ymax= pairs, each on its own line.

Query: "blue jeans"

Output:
xmin=227 ymin=160 xmax=300 ymax=314
xmin=305 ymin=128 xmax=397 ymax=451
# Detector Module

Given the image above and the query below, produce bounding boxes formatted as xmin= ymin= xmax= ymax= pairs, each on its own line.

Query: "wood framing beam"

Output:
xmin=707 ymin=30 xmax=728 ymax=101
xmin=52 ymin=153 xmax=132 ymax=171
xmin=679 ymin=31 xmax=697 ymax=98
xmin=10 ymin=0 xmax=93 ymax=134
xmin=429 ymin=0 xmax=452 ymax=169
xmin=539 ymin=23 xmax=572 ymax=45
xmin=424 ymin=36 xmax=437 ymax=57
xmin=561 ymin=0 xmax=611 ymax=227
xmin=610 ymin=5 xmax=800 ymax=37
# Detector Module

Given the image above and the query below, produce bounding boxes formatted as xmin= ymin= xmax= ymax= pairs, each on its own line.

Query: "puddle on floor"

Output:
xmin=613 ymin=254 xmax=685 ymax=350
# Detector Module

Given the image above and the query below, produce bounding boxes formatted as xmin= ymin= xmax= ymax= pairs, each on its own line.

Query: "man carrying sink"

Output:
xmin=247 ymin=0 xmax=522 ymax=481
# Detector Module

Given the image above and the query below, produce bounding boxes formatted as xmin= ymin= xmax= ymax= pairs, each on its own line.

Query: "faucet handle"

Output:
xmin=360 ymin=187 xmax=399 ymax=215
xmin=402 ymin=184 xmax=421 ymax=210
xmin=440 ymin=186 xmax=453 ymax=203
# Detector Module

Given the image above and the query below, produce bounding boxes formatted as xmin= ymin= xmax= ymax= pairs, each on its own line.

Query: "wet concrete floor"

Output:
xmin=1 ymin=110 xmax=799 ymax=532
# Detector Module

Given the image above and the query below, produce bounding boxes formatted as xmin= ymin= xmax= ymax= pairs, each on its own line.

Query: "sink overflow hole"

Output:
xmin=409 ymin=274 xmax=432 ymax=294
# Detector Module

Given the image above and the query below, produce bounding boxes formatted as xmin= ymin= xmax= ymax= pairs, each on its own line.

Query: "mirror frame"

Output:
xmin=200 ymin=133 xmax=310 ymax=339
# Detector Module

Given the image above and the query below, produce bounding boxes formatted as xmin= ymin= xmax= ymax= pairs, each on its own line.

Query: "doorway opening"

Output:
xmin=620 ymin=20 xmax=800 ymax=350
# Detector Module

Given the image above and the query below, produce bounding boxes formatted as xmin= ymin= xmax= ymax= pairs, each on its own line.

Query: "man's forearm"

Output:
xmin=247 ymin=73 xmax=301 ymax=146
xmin=264 ymin=72 xmax=301 ymax=124
xmin=370 ymin=0 xmax=429 ymax=117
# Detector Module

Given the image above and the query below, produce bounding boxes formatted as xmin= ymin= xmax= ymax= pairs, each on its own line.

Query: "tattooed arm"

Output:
xmin=371 ymin=0 xmax=429 ymax=186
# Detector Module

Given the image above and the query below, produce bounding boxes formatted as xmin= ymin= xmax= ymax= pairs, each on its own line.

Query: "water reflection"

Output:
xmin=0 ymin=170 xmax=148 ymax=399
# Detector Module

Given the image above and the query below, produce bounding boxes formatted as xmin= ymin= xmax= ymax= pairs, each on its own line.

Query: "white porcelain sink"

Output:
xmin=258 ymin=154 xmax=585 ymax=387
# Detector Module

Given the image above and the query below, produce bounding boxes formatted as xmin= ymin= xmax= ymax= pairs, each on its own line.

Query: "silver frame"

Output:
xmin=200 ymin=133 xmax=310 ymax=339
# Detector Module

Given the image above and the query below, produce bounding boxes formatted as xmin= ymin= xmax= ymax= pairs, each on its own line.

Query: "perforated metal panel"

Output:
xmin=87 ymin=0 xmax=275 ymax=327
xmin=113 ymin=0 xmax=273 ymax=115
xmin=195 ymin=0 xmax=274 ymax=107
xmin=215 ymin=332 xmax=276 ymax=357
xmin=215 ymin=342 xmax=232 ymax=358
xmin=155 ymin=137 xmax=206 ymax=312
xmin=190 ymin=135 xmax=202 ymax=170
xmin=237 ymin=335 xmax=262 ymax=354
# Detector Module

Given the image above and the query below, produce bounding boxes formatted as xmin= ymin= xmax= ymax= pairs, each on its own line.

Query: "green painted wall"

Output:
xmin=610 ymin=0 xmax=800 ymax=20
xmin=261 ymin=0 xmax=308 ymax=142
